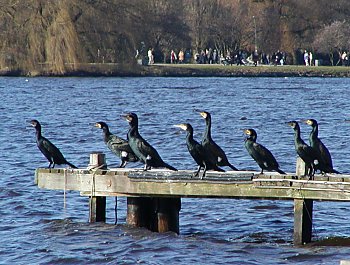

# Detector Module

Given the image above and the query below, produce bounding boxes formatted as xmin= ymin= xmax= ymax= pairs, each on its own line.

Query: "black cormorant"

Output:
xmin=174 ymin=123 xmax=225 ymax=178
xmin=196 ymin=110 xmax=238 ymax=171
xmin=303 ymin=119 xmax=339 ymax=174
xmin=121 ymin=112 xmax=177 ymax=171
xmin=243 ymin=129 xmax=285 ymax=174
xmin=94 ymin=121 xmax=138 ymax=167
xmin=287 ymin=120 xmax=320 ymax=177
xmin=29 ymin=119 xmax=77 ymax=169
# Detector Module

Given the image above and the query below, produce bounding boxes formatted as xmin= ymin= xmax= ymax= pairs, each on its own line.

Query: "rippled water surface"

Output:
xmin=1 ymin=77 xmax=350 ymax=264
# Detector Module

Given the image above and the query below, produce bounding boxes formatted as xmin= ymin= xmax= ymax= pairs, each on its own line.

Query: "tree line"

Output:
xmin=1 ymin=0 xmax=350 ymax=74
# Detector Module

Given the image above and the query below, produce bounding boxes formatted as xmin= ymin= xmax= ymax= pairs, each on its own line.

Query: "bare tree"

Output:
xmin=143 ymin=0 xmax=190 ymax=62
xmin=184 ymin=0 xmax=213 ymax=50
xmin=210 ymin=1 xmax=252 ymax=55
xmin=184 ymin=0 xmax=253 ymax=56
xmin=313 ymin=20 xmax=350 ymax=65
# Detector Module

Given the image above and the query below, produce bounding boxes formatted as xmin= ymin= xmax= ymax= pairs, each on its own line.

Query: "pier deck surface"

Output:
xmin=35 ymin=168 xmax=350 ymax=201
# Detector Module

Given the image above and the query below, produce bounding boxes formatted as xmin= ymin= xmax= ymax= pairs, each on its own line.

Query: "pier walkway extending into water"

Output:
xmin=34 ymin=153 xmax=350 ymax=245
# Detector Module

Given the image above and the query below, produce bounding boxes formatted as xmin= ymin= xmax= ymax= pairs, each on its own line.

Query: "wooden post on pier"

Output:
xmin=155 ymin=197 xmax=181 ymax=234
xmin=89 ymin=152 xmax=107 ymax=223
xmin=294 ymin=157 xmax=313 ymax=245
xmin=127 ymin=196 xmax=181 ymax=234
xmin=126 ymin=197 xmax=154 ymax=228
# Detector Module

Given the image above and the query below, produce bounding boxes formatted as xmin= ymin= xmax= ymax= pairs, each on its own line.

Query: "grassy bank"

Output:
xmin=1 ymin=63 xmax=350 ymax=77
xmin=142 ymin=64 xmax=350 ymax=78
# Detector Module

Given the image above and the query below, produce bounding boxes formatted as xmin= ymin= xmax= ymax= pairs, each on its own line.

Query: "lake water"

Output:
xmin=1 ymin=76 xmax=350 ymax=264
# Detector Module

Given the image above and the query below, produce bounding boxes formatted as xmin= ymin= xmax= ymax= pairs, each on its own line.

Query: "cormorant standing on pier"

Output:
xmin=94 ymin=121 xmax=138 ymax=167
xmin=121 ymin=112 xmax=177 ymax=171
xmin=195 ymin=110 xmax=238 ymax=171
xmin=287 ymin=121 xmax=319 ymax=177
xmin=174 ymin=123 xmax=225 ymax=178
xmin=303 ymin=119 xmax=340 ymax=174
xmin=243 ymin=129 xmax=285 ymax=174
xmin=29 ymin=119 xmax=77 ymax=169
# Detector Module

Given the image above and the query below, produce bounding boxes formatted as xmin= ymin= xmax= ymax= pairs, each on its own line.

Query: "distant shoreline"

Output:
xmin=1 ymin=63 xmax=350 ymax=77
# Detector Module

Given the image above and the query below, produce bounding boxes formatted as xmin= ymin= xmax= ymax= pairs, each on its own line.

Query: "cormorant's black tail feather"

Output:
xmin=318 ymin=164 xmax=341 ymax=174
xmin=228 ymin=163 xmax=238 ymax=171
xmin=330 ymin=168 xmax=340 ymax=174
xmin=163 ymin=163 xmax=177 ymax=171
xmin=214 ymin=165 xmax=225 ymax=172
xmin=276 ymin=168 xmax=286 ymax=174
xmin=66 ymin=161 xmax=78 ymax=169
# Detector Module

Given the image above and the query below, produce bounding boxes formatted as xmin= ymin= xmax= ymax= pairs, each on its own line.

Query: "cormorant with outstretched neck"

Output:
xmin=29 ymin=119 xmax=77 ymax=169
xmin=195 ymin=110 xmax=238 ymax=171
xmin=94 ymin=121 xmax=138 ymax=167
xmin=243 ymin=129 xmax=285 ymax=174
xmin=303 ymin=119 xmax=340 ymax=174
xmin=287 ymin=120 xmax=320 ymax=177
xmin=174 ymin=123 xmax=225 ymax=178
xmin=121 ymin=112 xmax=177 ymax=171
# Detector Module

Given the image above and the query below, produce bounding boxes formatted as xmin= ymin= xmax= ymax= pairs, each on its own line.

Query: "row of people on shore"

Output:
xmin=341 ymin=51 xmax=350 ymax=66
xmin=222 ymin=50 xmax=288 ymax=66
xmin=303 ymin=50 xmax=314 ymax=66
xmin=162 ymin=48 xmax=289 ymax=66
xmin=143 ymin=46 xmax=348 ymax=66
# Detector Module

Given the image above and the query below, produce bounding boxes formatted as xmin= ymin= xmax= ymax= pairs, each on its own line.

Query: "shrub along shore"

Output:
xmin=1 ymin=63 xmax=350 ymax=77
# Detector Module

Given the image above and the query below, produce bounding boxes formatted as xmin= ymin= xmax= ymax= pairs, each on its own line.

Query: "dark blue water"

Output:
xmin=1 ymin=77 xmax=350 ymax=264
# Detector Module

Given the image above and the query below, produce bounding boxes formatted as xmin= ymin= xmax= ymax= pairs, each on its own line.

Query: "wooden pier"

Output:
xmin=34 ymin=153 xmax=350 ymax=245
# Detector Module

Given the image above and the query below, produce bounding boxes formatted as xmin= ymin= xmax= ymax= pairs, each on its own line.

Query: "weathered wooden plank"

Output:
xmin=35 ymin=168 xmax=350 ymax=201
xmin=253 ymin=179 xmax=350 ymax=192
xmin=253 ymin=178 xmax=350 ymax=185
xmin=129 ymin=170 xmax=254 ymax=182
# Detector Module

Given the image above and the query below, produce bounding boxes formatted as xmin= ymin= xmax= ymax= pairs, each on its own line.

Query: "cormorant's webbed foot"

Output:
xmin=119 ymin=159 xmax=127 ymax=168
xmin=193 ymin=166 xmax=201 ymax=178
xmin=143 ymin=164 xmax=151 ymax=171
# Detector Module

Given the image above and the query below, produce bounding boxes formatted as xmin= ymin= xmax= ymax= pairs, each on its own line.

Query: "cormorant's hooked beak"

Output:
xmin=94 ymin=122 xmax=102 ymax=128
xmin=121 ymin=114 xmax=132 ymax=122
xmin=174 ymin=124 xmax=187 ymax=131
xmin=241 ymin=129 xmax=251 ymax=142
xmin=286 ymin=121 xmax=295 ymax=127
xmin=242 ymin=129 xmax=251 ymax=136
xmin=26 ymin=120 xmax=36 ymax=129
xmin=301 ymin=119 xmax=312 ymax=125
xmin=193 ymin=109 xmax=207 ymax=119
xmin=27 ymin=119 xmax=37 ymax=127
xmin=173 ymin=124 xmax=185 ymax=135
